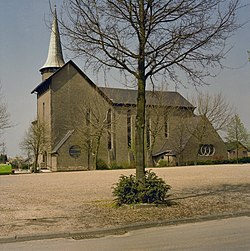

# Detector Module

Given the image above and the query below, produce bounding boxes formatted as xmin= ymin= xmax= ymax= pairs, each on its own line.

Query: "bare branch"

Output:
xmin=0 ymin=85 xmax=11 ymax=131
xmin=190 ymin=91 xmax=234 ymax=132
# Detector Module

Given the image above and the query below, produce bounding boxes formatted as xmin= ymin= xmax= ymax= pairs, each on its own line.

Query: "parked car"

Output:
xmin=0 ymin=164 xmax=13 ymax=175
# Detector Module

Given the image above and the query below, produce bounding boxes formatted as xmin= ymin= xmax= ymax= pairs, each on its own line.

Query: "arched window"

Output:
xmin=107 ymin=109 xmax=112 ymax=150
xmin=127 ymin=110 xmax=131 ymax=148
xmin=164 ymin=113 xmax=169 ymax=138
xmin=42 ymin=102 xmax=45 ymax=121
xmin=146 ymin=116 xmax=151 ymax=148
xmin=86 ymin=108 xmax=90 ymax=126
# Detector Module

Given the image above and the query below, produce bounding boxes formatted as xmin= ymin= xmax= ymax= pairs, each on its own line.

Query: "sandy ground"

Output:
xmin=0 ymin=164 xmax=249 ymax=237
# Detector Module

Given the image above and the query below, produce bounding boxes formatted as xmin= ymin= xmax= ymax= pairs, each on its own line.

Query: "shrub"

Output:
xmin=158 ymin=160 xmax=171 ymax=167
xmin=109 ymin=162 xmax=135 ymax=170
xmin=109 ymin=162 xmax=125 ymax=170
xmin=112 ymin=170 xmax=171 ymax=205
xmin=21 ymin=164 xmax=29 ymax=170
xmin=238 ymin=157 xmax=250 ymax=163
xmin=96 ymin=158 xmax=109 ymax=170
xmin=194 ymin=157 xmax=250 ymax=166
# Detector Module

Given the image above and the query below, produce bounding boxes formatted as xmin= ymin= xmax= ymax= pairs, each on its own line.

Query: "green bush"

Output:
xmin=238 ymin=157 xmax=250 ymax=163
xmin=184 ymin=156 xmax=250 ymax=166
xmin=96 ymin=158 xmax=109 ymax=170
xmin=109 ymin=162 xmax=125 ymax=169
xmin=112 ymin=170 xmax=171 ymax=205
xmin=109 ymin=161 xmax=135 ymax=170
xmin=158 ymin=160 xmax=171 ymax=167
xmin=21 ymin=164 xmax=30 ymax=170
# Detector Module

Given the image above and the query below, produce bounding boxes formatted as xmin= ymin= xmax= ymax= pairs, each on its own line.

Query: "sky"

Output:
xmin=0 ymin=0 xmax=250 ymax=158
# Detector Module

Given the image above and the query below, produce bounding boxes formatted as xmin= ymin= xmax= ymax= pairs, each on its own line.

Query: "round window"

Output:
xmin=69 ymin=145 xmax=81 ymax=158
xmin=198 ymin=144 xmax=215 ymax=156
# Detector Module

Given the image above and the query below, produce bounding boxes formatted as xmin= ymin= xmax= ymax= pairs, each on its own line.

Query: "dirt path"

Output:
xmin=0 ymin=164 xmax=249 ymax=237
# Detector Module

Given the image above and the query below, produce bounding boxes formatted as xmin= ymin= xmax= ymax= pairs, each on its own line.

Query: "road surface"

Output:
xmin=1 ymin=217 xmax=249 ymax=251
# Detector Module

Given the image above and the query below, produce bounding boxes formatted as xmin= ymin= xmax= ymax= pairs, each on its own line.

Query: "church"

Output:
xmin=31 ymin=10 xmax=227 ymax=171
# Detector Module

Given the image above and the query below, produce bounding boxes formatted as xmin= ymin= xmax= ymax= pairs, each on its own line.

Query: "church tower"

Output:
xmin=40 ymin=7 xmax=65 ymax=81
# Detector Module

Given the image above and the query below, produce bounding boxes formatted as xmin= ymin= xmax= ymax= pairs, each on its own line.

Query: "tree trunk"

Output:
xmin=147 ymin=149 xmax=154 ymax=167
xmin=135 ymin=78 xmax=146 ymax=184
xmin=135 ymin=0 xmax=146 ymax=184
xmin=93 ymin=132 xmax=102 ymax=170
xmin=236 ymin=143 xmax=239 ymax=164
xmin=93 ymin=154 xmax=97 ymax=170
xmin=33 ymin=153 xmax=38 ymax=173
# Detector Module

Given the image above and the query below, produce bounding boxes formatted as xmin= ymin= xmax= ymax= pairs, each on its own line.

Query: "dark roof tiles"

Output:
xmin=100 ymin=87 xmax=194 ymax=108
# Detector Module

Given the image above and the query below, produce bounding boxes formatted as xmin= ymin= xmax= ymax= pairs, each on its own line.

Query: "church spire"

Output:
xmin=40 ymin=6 xmax=65 ymax=80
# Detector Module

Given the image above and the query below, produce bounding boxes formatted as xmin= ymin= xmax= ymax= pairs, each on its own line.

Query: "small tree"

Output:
xmin=72 ymin=91 xmax=117 ymax=170
xmin=78 ymin=108 xmax=112 ymax=170
xmin=168 ymin=116 xmax=192 ymax=166
xmin=20 ymin=121 xmax=48 ymax=172
xmin=186 ymin=92 xmax=234 ymax=163
xmin=146 ymin=92 xmax=185 ymax=166
xmin=225 ymin=114 xmax=249 ymax=162
xmin=146 ymin=92 xmax=169 ymax=166
xmin=10 ymin=156 xmax=26 ymax=169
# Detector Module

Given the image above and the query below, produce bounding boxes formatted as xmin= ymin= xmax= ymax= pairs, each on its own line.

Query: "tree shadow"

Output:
xmin=169 ymin=183 xmax=250 ymax=201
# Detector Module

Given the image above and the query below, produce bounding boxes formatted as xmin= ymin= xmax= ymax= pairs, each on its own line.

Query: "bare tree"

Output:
xmin=20 ymin=121 xmax=49 ymax=172
xmin=76 ymin=107 xmax=111 ymax=170
xmin=60 ymin=0 xmax=241 ymax=183
xmin=190 ymin=91 xmax=234 ymax=132
xmin=72 ymin=91 xmax=117 ymax=170
xmin=146 ymin=91 xmax=181 ymax=166
xmin=186 ymin=92 xmax=234 ymax=163
xmin=0 ymin=85 xmax=11 ymax=131
xmin=168 ymin=116 xmax=192 ymax=166
xmin=146 ymin=92 xmax=165 ymax=166
xmin=225 ymin=114 xmax=249 ymax=162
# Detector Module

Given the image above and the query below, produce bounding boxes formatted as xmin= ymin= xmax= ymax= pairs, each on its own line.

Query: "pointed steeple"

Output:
xmin=40 ymin=6 xmax=65 ymax=80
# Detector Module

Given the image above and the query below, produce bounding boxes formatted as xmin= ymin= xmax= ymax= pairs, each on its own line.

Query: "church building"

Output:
xmin=32 ymin=9 xmax=227 ymax=171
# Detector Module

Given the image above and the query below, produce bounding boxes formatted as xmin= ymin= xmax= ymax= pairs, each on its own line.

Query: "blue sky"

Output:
xmin=0 ymin=0 xmax=250 ymax=157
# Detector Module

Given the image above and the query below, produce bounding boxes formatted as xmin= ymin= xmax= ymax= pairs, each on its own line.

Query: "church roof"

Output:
xmin=100 ymin=87 xmax=194 ymax=108
xmin=51 ymin=130 xmax=74 ymax=154
xmin=40 ymin=7 xmax=65 ymax=72
xmin=33 ymin=60 xmax=193 ymax=109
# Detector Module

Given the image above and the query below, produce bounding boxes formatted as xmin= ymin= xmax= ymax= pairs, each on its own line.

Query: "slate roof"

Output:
xmin=32 ymin=61 xmax=103 ymax=96
xmin=100 ymin=87 xmax=194 ymax=108
xmin=32 ymin=60 xmax=194 ymax=109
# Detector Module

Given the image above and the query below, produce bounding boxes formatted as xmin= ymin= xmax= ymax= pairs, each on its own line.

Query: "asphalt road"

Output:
xmin=1 ymin=217 xmax=249 ymax=251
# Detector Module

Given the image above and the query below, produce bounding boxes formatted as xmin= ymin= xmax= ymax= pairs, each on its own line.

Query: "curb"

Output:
xmin=1 ymin=211 xmax=250 ymax=244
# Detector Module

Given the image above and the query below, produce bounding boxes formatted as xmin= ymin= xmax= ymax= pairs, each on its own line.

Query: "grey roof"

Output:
xmin=34 ymin=56 xmax=193 ymax=110
xmin=152 ymin=150 xmax=174 ymax=157
xmin=40 ymin=7 xmax=65 ymax=72
xmin=99 ymin=87 xmax=194 ymax=108
xmin=51 ymin=130 xmax=74 ymax=154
